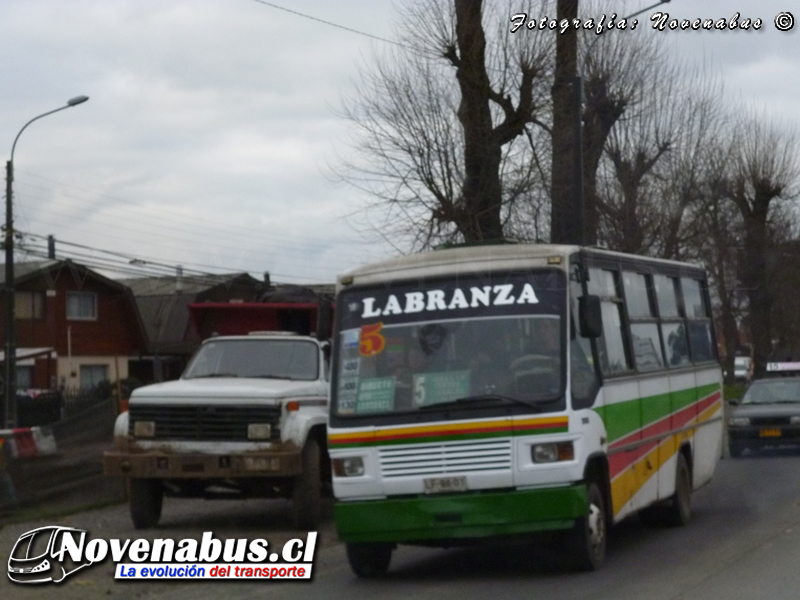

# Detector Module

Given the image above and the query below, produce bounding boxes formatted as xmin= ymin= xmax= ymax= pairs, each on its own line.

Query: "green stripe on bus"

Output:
xmin=594 ymin=382 xmax=720 ymax=444
xmin=334 ymin=485 xmax=586 ymax=543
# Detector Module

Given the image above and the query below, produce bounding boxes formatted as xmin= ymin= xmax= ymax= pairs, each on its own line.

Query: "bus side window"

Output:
xmin=586 ymin=268 xmax=631 ymax=375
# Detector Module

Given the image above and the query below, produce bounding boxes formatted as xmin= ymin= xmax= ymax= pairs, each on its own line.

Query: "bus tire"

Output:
xmin=346 ymin=542 xmax=393 ymax=578
xmin=291 ymin=438 xmax=322 ymax=530
xmin=662 ymin=452 xmax=692 ymax=527
xmin=129 ymin=478 xmax=163 ymax=529
xmin=564 ymin=481 xmax=606 ymax=571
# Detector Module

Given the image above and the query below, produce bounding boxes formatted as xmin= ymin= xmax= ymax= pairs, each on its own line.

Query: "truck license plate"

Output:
xmin=423 ymin=476 xmax=468 ymax=494
xmin=244 ymin=457 xmax=280 ymax=471
xmin=760 ymin=428 xmax=781 ymax=437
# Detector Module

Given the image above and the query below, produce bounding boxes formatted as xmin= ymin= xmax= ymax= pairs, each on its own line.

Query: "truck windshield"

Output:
xmin=333 ymin=270 xmax=566 ymax=416
xmin=183 ymin=339 xmax=319 ymax=381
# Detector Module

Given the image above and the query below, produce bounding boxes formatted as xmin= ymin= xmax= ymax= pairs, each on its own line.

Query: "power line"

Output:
xmin=11 ymin=176 xmax=373 ymax=269
xmin=17 ymin=233 xmax=332 ymax=283
xmin=13 ymin=170 xmax=375 ymax=252
xmin=251 ymin=0 xmax=415 ymax=51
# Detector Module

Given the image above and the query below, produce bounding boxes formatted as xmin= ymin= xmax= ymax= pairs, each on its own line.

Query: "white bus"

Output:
xmin=328 ymin=244 xmax=723 ymax=576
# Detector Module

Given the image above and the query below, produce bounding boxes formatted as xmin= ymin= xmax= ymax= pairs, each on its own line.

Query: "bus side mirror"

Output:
xmin=317 ymin=297 xmax=333 ymax=341
xmin=579 ymin=295 xmax=603 ymax=339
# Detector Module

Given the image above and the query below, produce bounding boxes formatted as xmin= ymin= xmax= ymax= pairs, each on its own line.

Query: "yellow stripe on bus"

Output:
xmin=609 ymin=399 xmax=722 ymax=517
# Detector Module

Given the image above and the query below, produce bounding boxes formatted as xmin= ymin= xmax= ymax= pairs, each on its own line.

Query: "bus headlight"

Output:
xmin=133 ymin=421 xmax=155 ymax=437
xmin=532 ymin=442 xmax=574 ymax=463
xmin=728 ymin=417 xmax=750 ymax=427
xmin=332 ymin=456 xmax=365 ymax=477
xmin=247 ymin=423 xmax=272 ymax=440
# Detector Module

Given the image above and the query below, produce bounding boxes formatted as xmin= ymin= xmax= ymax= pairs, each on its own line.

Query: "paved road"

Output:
xmin=5 ymin=447 xmax=800 ymax=600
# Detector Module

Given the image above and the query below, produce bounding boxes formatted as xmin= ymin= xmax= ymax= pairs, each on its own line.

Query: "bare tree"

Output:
xmin=593 ymin=59 xmax=724 ymax=257
xmin=722 ymin=114 xmax=800 ymax=379
xmin=336 ymin=0 xmax=552 ymax=250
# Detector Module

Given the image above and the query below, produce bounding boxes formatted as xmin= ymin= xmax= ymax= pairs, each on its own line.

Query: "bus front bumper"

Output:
xmin=335 ymin=484 xmax=587 ymax=544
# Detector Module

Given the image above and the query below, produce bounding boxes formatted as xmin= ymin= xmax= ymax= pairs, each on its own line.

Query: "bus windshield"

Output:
xmin=333 ymin=270 xmax=566 ymax=416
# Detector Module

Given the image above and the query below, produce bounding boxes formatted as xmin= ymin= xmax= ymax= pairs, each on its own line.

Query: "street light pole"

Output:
xmin=4 ymin=95 xmax=89 ymax=428
xmin=573 ymin=0 xmax=670 ymax=246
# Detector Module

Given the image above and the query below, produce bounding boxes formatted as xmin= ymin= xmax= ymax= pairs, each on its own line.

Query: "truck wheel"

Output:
xmin=563 ymin=481 xmax=606 ymax=571
xmin=346 ymin=542 xmax=393 ymax=578
xmin=291 ymin=438 xmax=321 ymax=530
xmin=662 ymin=452 xmax=692 ymax=527
xmin=129 ymin=478 xmax=163 ymax=529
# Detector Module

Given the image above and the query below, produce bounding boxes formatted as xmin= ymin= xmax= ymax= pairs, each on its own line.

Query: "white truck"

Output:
xmin=103 ymin=332 xmax=330 ymax=530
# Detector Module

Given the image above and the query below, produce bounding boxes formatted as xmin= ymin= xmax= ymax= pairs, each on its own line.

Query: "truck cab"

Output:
xmin=103 ymin=332 xmax=330 ymax=530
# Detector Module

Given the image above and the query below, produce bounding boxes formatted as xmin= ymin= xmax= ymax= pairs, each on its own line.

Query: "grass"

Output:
xmin=724 ymin=382 xmax=747 ymax=401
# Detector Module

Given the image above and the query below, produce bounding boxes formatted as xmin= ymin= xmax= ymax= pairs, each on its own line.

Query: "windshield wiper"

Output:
xmin=418 ymin=393 xmax=555 ymax=411
xmin=252 ymin=374 xmax=293 ymax=380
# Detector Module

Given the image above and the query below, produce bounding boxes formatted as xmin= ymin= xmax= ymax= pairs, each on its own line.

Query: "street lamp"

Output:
xmin=572 ymin=0 xmax=670 ymax=245
xmin=4 ymin=95 xmax=89 ymax=428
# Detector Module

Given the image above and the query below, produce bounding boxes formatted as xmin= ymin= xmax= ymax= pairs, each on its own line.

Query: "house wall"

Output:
xmin=10 ymin=273 xmax=142 ymax=358
xmin=56 ymin=356 xmax=130 ymax=391
xmin=0 ymin=263 xmax=146 ymax=391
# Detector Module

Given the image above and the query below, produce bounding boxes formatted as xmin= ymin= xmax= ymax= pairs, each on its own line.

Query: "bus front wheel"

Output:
xmin=346 ymin=542 xmax=393 ymax=578
xmin=564 ymin=481 xmax=606 ymax=571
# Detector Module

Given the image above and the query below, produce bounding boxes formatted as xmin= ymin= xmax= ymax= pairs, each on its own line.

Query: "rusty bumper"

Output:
xmin=103 ymin=449 xmax=302 ymax=479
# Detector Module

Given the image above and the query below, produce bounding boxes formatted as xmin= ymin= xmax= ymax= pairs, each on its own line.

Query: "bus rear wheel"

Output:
xmin=640 ymin=452 xmax=692 ymax=528
xmin=564 ymin=481 xmax=606 ymax=571
xmin=662 ymin=452 xmax=692 ymax=526
xmin=346 ymin=542 xmax=393 ymax=578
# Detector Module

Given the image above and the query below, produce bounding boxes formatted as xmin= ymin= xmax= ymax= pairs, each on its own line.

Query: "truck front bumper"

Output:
xmin=103 ymin=448 xmax=302 ymax=479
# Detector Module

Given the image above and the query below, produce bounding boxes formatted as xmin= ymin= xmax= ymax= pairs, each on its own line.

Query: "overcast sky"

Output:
xmin=0 ymin=0 xmax=797 ymax=285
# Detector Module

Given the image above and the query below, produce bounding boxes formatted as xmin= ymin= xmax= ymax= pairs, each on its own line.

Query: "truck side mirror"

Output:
xmin=579 ymin=295 xmax=603 ymax=339
xmin=317 ymin=297 xmax=333 ymax=341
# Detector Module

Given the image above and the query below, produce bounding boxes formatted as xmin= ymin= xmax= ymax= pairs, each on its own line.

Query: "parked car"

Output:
xmin=733 ymin=356 xmax=751 ymax=382
xmin=728 ymin=376 xmax=800 ymax=457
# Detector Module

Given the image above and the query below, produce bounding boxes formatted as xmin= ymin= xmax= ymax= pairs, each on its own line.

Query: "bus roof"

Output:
xmin=338 ymin=244 xmax=706 ymax=289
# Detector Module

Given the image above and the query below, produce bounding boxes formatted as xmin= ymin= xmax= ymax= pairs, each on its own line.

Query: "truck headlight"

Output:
xmin=532 ymin=442 xmax=574 ymax=463
xmin=332 ymin=456 xmax=365 ymax=477
xmin=728 ymin=417 xmax=750 ymax=427
xmin=133 ymin=421 xmax=155 ymax=437
xmin=247 ymin=423 xmax=272 ymax=440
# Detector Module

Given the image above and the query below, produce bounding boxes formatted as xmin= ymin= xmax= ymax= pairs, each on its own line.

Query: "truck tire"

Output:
xmin=291 ymin=438 xmax=321 ymax=530
xmin=563 ymin=481 xmax=607 ymax=571
xmin=129 ymin=478 xmax=163 ymax=530
xmin=346 ymin=542 xmax=393 ymax=578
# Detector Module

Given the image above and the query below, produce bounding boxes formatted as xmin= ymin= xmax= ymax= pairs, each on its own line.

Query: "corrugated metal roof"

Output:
xmin=118 ymin=272 xmax=252 ymax=296
xmin=0 ymin=260 xmax=60 ymax=284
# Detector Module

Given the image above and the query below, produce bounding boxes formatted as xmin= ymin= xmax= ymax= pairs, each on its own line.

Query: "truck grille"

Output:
xmin=128 ymin=405 xmax=281 ymax=441
xmin=751 ymin=416 xmax=791 ymax=426
xmin=378 ymin=439 xmax=512 ymax=478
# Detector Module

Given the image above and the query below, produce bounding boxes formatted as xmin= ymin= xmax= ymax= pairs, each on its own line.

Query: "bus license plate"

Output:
xmin=423 ymin=476 xmax=468 ymax=494
xmin=760 ymin=428 xmax=781 ymax=437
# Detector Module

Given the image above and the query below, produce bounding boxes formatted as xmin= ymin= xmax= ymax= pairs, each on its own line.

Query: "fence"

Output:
xmin=0 ymin=398 xmax=125 ymax=521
